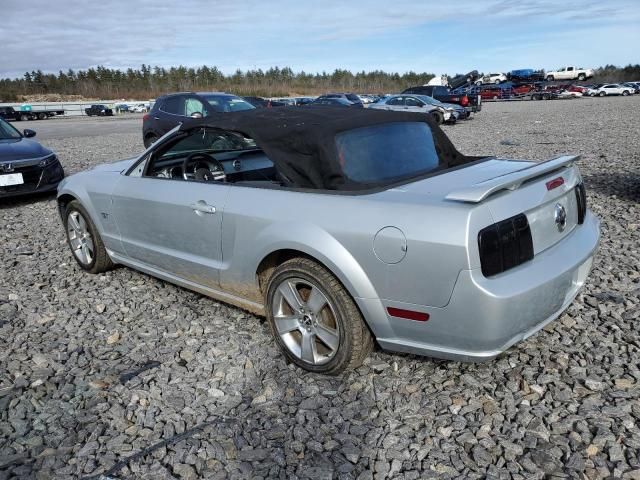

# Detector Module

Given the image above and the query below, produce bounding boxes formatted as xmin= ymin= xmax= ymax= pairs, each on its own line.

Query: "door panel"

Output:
xmin=111 ymin=175 xmax=230 ymax=287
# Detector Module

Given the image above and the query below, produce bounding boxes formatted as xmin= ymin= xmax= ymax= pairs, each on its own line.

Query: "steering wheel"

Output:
xmin=182 ymin=152 xmax=226 ymax=182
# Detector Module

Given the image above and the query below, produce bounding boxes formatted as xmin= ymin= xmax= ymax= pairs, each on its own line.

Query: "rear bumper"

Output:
xmin=363 ymin=211 xmax=600 ymax=362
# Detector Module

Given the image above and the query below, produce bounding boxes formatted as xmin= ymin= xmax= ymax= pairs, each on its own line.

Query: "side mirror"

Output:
xmin=23 ymin=129 xmax=36 ymax=138
xmin=190 ymin=112 xmax=203 ymax=119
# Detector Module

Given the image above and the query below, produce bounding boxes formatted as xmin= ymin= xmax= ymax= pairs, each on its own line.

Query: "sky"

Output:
xmin=1 ymin=0 xmax=639 ymax=79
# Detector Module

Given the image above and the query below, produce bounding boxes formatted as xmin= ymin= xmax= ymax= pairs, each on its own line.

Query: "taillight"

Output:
xmin=478 ymin=213 xmax=534 ymax=277
xmin=575 ymin=182 xmax=587 ymax=224
xmin=143 ymin=113 xmax=150 ymax=121
xmin=546 ymin=177 xmax=564 ymax=190
xmin=460 ymin=95 xmax=469 ymax=106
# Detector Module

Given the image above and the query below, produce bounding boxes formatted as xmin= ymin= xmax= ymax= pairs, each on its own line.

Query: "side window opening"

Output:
xmin=141 ymin=128 xmax=282 ymax=187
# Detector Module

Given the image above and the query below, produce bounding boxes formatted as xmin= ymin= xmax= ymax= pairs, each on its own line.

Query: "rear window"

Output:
xmin=335 ymin=122 xmax=440 ymax=184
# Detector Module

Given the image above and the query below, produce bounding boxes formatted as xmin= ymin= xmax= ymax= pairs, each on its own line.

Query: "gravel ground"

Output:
xmin=1 ymin=96 xmax=639 ymax=479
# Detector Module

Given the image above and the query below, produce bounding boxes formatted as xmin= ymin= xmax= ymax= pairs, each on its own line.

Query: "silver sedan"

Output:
xmin=370 ymin=94 xmax=457 ymax=124
xmin=57 ymin=108 xmax=600 ymax=374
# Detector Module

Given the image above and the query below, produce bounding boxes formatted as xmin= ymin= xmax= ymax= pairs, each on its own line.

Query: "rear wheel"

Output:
xmin=577 ymin=73 xmax=586 ymax=81
xmin=599 ymin=91 xmax=606 ymax=97
xmin=38 ymin=113 xmax=47 ymax=120
xmin=430 ymin=111 xmax=444 ymax=125
xmin=265 ymin=257 xmax=373 ymax=375
xmin=20 ymin=114 xmax=29 ymax=121
xmin=144 ymin=134 xmax=159 ymax=148
xmin=546 ymin=75 xmax=554 ymax=81
xmin=64 ymin=200 xmax=113 ymax=274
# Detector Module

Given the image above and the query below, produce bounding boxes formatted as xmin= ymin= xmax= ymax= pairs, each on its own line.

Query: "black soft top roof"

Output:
xmin=185 ymin=106 xmax=475 ymax=190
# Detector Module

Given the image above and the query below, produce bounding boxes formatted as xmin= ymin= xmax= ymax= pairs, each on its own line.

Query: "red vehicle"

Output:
xmin=567 ymin=85 xmax=588 ymax=93
xmin=479 ymin=85 xmax=512 ymax=100
xmin=511 ymin=84 xmax=535 ymax=95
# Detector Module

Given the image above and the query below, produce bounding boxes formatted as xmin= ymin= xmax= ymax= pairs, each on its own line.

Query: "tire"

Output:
xmin=494 ymin=79 xmax=500 ymax=84
xmin=38 ymin=113 xmax=46 ymax=120
xmin=546 ymin=75 xmax=554 ymax=81
xmin=265 ymin=257 xmax=374 ymax=375
xmin=599 ymin=91 xmax=606 ymax=97
xmin=143 ymin=134 xmax=159 ymax=148
xmin=577 ymin=73 xmax=586 ymax=81
xmin=493 ymin=95 xmax=498 ymax=100
xmin=542 ymin=93 xmax=550 ymax=100
xmin=622 ymin=90 xmax=629 ymax=96
xmin=64 ymin=200 xmax=113 ymax=274
xmin=430 ymin=111 xmax=444 ymax=125
xmin=20 ymin=114 xmax=29 ymax=121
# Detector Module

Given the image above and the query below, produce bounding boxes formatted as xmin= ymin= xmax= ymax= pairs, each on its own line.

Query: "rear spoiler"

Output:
xmin=445 ymin=155 xmax=580 ymax=203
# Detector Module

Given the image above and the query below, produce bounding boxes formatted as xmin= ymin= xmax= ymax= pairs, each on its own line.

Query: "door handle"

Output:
xmin=190 ymin=201 xmax=216 ymax=215
xmin=153 ymin=116 xmax=160 ymax=120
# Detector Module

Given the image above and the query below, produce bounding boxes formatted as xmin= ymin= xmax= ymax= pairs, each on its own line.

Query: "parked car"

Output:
xmin=0 ymin=106 xmax=65 ymax=121
xmin=589 ymin=84 xmax=632 ymax=96
xmin=309 ymin=97 xmax=363 ymax=108
xmin=621 ymin=82 xmax=639 ymax=94
xmin=545 ymin=66 xmax=594 ymax=82
xmin=244 ymin=97 xmax=266 ymax=108
xmin=85 ymin=105 xmax=113 ymax=117
xmin=475 ymin=73 xmax=507 ymax=85
xmin=295 ymin=97 xmax=315 ymax=106
xmin=116 ymin=104 xmax=130 ymax=113
xmin=315 ymin=93 xmax=363 ymax=107
xmin=369 ymin=94 xmax=453 ymax=124
xmin=142 ymin=92 xmax=255 ymax=147
xmin=402 ymin=85 xmax=482 ymax=113
xmin=130 ymin=104 xmax=149 ymax=113
xmin=0 ymin=118 xmax=64 ymax=198
xmin=57 ymin=107 xmax=599 ymax=374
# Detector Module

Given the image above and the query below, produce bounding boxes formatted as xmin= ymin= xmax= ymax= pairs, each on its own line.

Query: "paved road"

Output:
xmin=11 ymin=114 xmax=143 ymax=140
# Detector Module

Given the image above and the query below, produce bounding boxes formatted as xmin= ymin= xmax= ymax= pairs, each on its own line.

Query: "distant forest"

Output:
xmin=1 ymin=64 xmax=639 ymax=101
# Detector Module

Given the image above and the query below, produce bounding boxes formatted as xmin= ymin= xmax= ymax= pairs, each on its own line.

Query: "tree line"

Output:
xmin=1 ymin=64 xmax=639 ymax=101
xmin=0 ymin=65 xmax=435 ymax=101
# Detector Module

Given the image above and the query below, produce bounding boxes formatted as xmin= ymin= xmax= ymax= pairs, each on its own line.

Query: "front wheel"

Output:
xmin=20 ymin=114 xmax=29 ymax=121
xmin=430 ymin=111 xmax=444 ymax=125
xmin=577 ymin=73 xmax=586 ymax=81
xmin=64 ymin=200 xmax=113 ymax=273
xmin=622 ymin=90 xmax=629 ymax=96
xmin=265 ymin=258 xmax=373 ymax=375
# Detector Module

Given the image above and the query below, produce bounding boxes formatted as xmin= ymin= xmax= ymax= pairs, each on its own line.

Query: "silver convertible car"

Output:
xmin=57 ymin=108 xmax=600 ymax=374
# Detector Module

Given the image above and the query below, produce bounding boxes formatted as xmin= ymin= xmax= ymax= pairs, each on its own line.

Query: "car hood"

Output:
xmin=91 ymin=157 xmax=138 ymax=172
xmin=0 ymin=138 xmax=52 ymax=162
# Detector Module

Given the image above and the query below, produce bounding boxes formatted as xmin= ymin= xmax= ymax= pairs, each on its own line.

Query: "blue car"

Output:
xmin=0 ymin=118 xmax=64 ymax=198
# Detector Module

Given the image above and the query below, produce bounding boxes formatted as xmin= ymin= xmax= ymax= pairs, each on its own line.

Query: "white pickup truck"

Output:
xmin=546 ymin=67 xmax=594 ymax=82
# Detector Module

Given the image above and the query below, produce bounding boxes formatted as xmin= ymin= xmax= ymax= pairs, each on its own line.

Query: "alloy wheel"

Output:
xmin=67 ymin=211 xmax=95 ymax=266
xmin=271 ymin=277 xmax=340 ymax=365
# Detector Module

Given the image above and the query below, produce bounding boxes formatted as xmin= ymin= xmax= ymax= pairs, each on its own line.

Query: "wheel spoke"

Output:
xmin=69 ymin=213 xmax=82 ymax=233
xmin=77 ymin=214 xmax=88 ymax=232
xmin=300 ymin=332 xmax=317 ymax=364
xmin=315 ymin=323 xmax=339 ymax=352
xmin=70 ymin=237 xmax=82 ymax=250
xmin=306 ymin=286 xmax=327 ymax=314
xmin=278 ymin=281 xmax=304 ymax=312
xmin=275 ymin=315 xmax=301 ymax=334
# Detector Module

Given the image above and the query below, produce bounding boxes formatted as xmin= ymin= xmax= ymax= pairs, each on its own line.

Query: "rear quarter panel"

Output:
xmin=220 ymin=185 xmax=487 ymax=309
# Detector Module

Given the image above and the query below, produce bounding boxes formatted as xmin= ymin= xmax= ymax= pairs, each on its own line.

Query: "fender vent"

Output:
xmin=478 ymin=213 xmax=534 ymax=277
